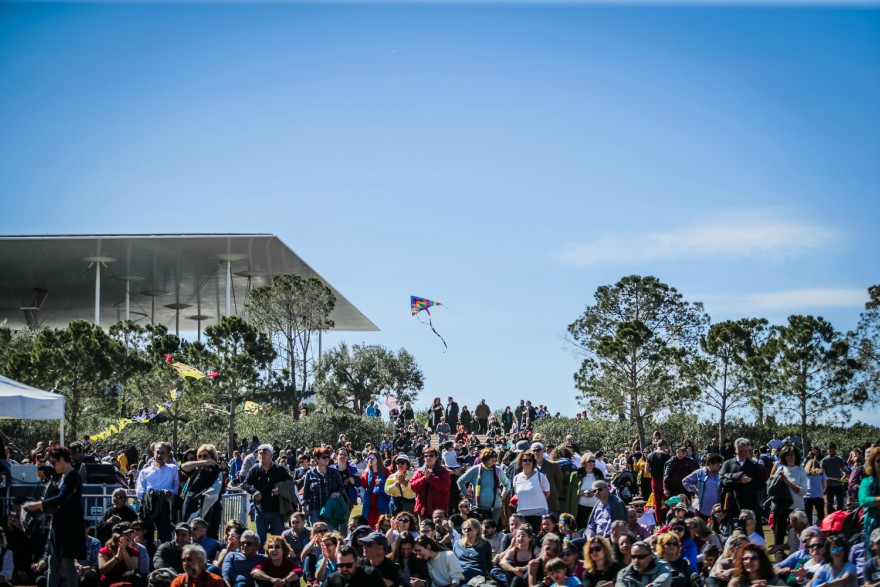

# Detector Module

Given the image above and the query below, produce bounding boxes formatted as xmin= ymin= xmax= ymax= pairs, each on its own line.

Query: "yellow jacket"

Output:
xmin=634 ymin=458 xmax=651 ymax=479
xmin=385 ymin=470 xmax=416 ymax=500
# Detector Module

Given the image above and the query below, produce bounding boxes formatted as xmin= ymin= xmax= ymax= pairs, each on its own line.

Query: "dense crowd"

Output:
xmin=1 ymin=396 xmax=879 ymax=587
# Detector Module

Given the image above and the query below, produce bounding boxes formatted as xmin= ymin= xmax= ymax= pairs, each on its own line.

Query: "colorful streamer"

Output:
xmin=89 ymin=356 xmax=216 ymax=442
xmin=165 ymin=354 xmax=218 ymax=379
xmin=410 ymin=296 xmax=448 ymax=350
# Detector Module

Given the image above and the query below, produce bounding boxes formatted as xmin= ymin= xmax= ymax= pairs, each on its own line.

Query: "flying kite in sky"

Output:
xmin=411 ymin=296 xmax=448 ymax=350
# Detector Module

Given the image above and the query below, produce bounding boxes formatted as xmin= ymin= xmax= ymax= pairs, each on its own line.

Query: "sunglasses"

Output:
xmin=665 ymin=541 xmax=680 ymax=547
xmin=809 ymin=544 xmax=822 ymax=550
xmin=589 ymin=546 xmax=604 ymax=553
xmin=521 ymin=458 xmax=535 ymax=463
xmin=399 ymin=518 xmax=411 ymax=523
xmin=742 ymin=555 xmax=758 ymax=562
xmin=632 ymin=553 xmax=651 ymax=560
xmin=831 ymin=547 xmax=844 ymax=554
xmin=337 ymin=562 xmax=355 ymax=569
xmin=319 ymin=455 xmax=330 ymax=460
xmin=240 ymin=541 xmax=256 ymax=547
xmin=267 ymin=545 xmax=281 ymax=550
xmin=182 ymin=557 xmax=199 ymax=562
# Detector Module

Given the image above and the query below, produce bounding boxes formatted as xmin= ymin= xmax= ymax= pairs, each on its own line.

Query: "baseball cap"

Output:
xmin=175 ymin=522 xmax=192 ymax=533
xmin=530 ymin=442 xmax=545 ymax=452
xmin=360 ymin=532 xmax=389 ymax=548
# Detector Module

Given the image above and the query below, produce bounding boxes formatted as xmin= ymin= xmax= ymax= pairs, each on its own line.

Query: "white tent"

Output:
xmin=0 ymin=374 xmax=66 ymax=443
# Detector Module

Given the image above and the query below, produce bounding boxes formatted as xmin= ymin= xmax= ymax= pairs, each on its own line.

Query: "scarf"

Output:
xmin=474 ymin=465 xmax=500 ymax=509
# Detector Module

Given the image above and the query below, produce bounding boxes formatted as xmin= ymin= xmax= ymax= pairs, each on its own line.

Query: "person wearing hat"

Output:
xmin=360 ymin=532 xmax=403 ymax=586
xmin=153 ymin=522 xmax=192 ymax=573
xmin=385 ymin=455 xmax=417 ymax=516
xmin=242 ymin=444 xmax=292 ymax=548
xmin=630 ymin=497 xmax=657 ymax=533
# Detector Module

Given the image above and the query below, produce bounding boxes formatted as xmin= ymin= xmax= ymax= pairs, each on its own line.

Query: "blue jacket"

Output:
xmin=361 ymin=469 xmax=391 ymax=520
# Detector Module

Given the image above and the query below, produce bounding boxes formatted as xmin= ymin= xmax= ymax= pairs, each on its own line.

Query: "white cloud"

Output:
xmin=701 ymin=287 xmax=867 ymax=315
xmin=557 ymin=212 xmax=841 ymax=267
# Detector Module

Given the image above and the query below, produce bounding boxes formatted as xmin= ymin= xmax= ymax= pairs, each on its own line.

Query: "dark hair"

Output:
xmin=337 ymin=544 xmax=358 ymax=559
xmin=778 ymin=446 xmax=801 ymax=464
xmin=47 ymin=446 xmax=72 ymax=463
xmin=706 ymin=454 xmax=724 ymax=465
xmin=822 ymin=534 xmax=850 ymax=563
xmin=414 ymin=535 xmax=448 ymax=552
xmin=733 ymin=543 xmax=774 ymax=581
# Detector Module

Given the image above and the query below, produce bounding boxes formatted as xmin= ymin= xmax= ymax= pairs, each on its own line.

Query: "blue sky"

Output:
xmin=1 ymin=1 xmax=878 ymax=425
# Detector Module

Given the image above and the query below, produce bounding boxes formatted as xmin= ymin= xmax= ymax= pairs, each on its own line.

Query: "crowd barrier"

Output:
xmin=220 ymin=490 xmax=249 ymax=526
xmin=2 ymin=481 xmax=250 ymax=532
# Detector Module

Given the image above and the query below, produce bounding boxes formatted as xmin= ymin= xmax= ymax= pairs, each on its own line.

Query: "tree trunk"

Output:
xmin=635 ymin=409 xmax=646 ymax=452
xmin=228 ymin=397 xmax=237 ymax=456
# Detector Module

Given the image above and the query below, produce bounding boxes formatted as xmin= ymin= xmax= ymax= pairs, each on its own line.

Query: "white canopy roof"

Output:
xmin=0 ymin=375 xmax=66 ymax=442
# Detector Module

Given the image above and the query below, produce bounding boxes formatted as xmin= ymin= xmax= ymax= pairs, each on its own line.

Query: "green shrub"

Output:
xmin=532 ymin=416 xmax=880 ymax=456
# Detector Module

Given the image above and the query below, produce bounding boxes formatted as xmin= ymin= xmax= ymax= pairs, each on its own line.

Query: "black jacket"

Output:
xmin=324 ymin=565 xmax=386 ymax=587
xmin=243 ymin=463 xmax=292 ymax=513
xmin=41 ymin=468 xmax=86 ymax=559
xmin=719 ymin=457 xmax=763 ymax=516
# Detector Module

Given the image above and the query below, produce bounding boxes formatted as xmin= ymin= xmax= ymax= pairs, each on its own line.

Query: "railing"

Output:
xmin=3 ymin=480 xmax=250 ymax=532
xmin=220 ymin=490 xmax=249 ymax=526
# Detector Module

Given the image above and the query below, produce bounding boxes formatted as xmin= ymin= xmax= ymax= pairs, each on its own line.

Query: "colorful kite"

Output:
xmin=410 ymin=296 xmax=448 ymax=350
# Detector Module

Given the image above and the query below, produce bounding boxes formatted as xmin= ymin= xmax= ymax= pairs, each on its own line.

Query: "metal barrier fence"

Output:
xmin=220 ymin=490 xmax=249 ymax=527
xmin=3 ymin=482 xmax=249 ymax=532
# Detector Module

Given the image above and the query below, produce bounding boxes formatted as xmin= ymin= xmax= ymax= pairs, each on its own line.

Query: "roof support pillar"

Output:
xmin=226 ymin=260 xmax=232 ymax=317
xmin=94 ymin=262 xmax=101 ymax=326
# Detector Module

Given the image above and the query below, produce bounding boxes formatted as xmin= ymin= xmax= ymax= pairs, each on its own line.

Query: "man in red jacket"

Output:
xmin=410 ymin=447 xmax=451 ymax=518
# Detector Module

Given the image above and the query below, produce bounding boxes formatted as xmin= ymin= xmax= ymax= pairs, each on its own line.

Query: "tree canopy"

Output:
xmin=567 ymin=275 xmax=710 ymax=448
xmin=313 ymin=342 xmax=424 ymax=415
xmin=246 ymin=274 xmax=336 ymax=414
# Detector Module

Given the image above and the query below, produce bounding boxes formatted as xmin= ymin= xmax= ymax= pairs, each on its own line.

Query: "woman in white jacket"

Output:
xmin=771 ymin=447 xmax=809 ymax=554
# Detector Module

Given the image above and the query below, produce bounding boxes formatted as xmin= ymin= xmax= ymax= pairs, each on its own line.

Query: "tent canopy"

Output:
xmin=0 ymin=375 xmax=66 ymax=442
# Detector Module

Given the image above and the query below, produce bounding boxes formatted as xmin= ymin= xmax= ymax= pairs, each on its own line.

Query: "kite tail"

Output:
xmin=424 ymin=308 xmax=448 ymax=350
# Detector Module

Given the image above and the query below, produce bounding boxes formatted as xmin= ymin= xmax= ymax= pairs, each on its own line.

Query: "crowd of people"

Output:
xmin=1 ymin=396 xmax=879 ymax=587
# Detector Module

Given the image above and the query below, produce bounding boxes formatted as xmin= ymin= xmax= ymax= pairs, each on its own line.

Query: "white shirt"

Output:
xmin=594 ymin=459 xmax=608 ymax=477
xmin=427 ymin=550 xmax=465 ymax=586
xmin=135 ymin=462 xmax=180 ymax=499
xmin=513 ymin=470 xmax=550 ymax=515
xmin=779 ymin=465 xmax=809 ymax=511
xmin=578 ymin=473 xmax=600 ymax=507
